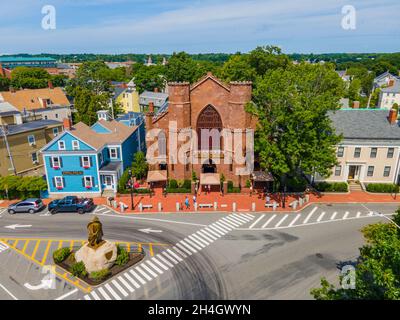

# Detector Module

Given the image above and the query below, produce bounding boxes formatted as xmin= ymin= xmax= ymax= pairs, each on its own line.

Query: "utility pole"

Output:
xmin=0 ymin=125 xmax=17 ymax=175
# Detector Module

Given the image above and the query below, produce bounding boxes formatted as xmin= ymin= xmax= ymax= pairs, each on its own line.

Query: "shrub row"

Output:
xmin=0 ymin=176 xmax=47 ymax=200
xmin=366 ymin=183 xmax=399 ymax=193
xmin=315 ymin=182 xmax=348 ymax=192
xmin=53 ymin=247 xmax=71 ymax=264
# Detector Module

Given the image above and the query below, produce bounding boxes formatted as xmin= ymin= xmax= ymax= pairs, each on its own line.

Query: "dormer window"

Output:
xmin=72 ymin=140 xmax=80 ymax=150
xmin=109 ymin=147 xmax=118 ymax=159
xmin=58 ymin=140 xmax=66 ymax=150
xmin=27 ymin=135 xmax=36 ymax=146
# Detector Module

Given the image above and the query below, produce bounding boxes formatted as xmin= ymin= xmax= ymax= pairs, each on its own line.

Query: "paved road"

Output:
xmin=0 ymin=203 xmax=398 ymax=300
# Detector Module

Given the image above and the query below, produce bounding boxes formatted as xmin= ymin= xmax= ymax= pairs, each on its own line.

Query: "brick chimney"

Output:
xmin=148 ymin=101 xmax=154 ymax=113
xmin=48 ymin=80 xmax=53 ymax=89
xmin=352 ymin=101 xmax=360 ymax=109
xmin=388 ymin=79 xmax=395 ymax=87
xmin=154 ymin=87 xmax=159 ymax=93
xmin=63 ymin=117 xmax=72 ymax=130
xmin=388 ymin=108 xmax=398 ymax=125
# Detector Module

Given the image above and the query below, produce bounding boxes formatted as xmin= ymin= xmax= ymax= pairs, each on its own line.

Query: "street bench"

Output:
xmin=199 ymin=203 xmax=213 ymax=208
xmin=141 ymin=204 xmax=153 ymax=209
xmin=265 ymin=202 xmax=279 ymax=208
xmin=289 ymin=201 xmax=298 ymax=208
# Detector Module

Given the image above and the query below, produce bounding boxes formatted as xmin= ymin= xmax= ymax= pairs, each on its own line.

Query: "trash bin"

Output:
xmin=107 ymin=196 xmax=114 ymax=206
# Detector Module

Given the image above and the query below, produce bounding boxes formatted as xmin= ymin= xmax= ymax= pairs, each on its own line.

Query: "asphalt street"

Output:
xmin=0 ymin=202 xmax=398 ymax=300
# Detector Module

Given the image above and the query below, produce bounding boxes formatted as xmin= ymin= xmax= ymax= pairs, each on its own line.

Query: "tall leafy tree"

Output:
xmin=311 ymin=210 xmax=400 ymax=300
xmin=131 ymin=63 xmax=166 ymax=93
xmin=0 ymin=76 xmax=10 ymax=91
xmin=248 ymin=46 xmax=290 ymax=76
xmin=131 ymin=151 xmax=148 ymax=180
xmin=73 ymin=87 xmax=109 ymax=126
xmin=165 ymin=52 xmax=204 ymax=83
xmin=248 ymin=63 xmax=345 ymax=182
xmin=218 ymin=54 xmax=256 ymax=82
xmin=11 ymin=67 xmax=50 ymax=89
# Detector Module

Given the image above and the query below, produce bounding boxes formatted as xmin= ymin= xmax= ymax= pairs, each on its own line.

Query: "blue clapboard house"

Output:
xmin=41 ymin=115 xmax=145 ymax=197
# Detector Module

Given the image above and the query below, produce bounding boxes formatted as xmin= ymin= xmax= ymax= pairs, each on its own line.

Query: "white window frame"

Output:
xmin=31 ymin=152 xmax=38 ymax=164
xmin=84 ymin=176 xmax=93 ymax=188
xmin=383 ymin=166 xmax=391 ymax=177
xmin=51 ymin=156 xmax=60 ymax=168
xmin=72 ymin=140 xmax=80 ymax=150
xmin=354 ymin=147 xmax=361 ymax=158
xmin=58 ymin=140 xmax=66 ymax=150
xmin=367 ymin=166 xmax=374 ymax=177
xmin=82 ymin=156 xmax=90 ymax=168
xmin=370 ymin=147 xmax=377 ymax=158
xmin=54 ymin=176 xmax=63 ymax=189
xmin=53 ymin=127 xmax=59 ymax=136
xmin=109 ymin=147 xmax=118 ymax=159
xmin=334 ymin=165 xmax=341 ymax=176
xmin=28 ymin=135 xmax=36 ymax=146
xmin=337 ymin=147 xmax=344 ymax=157
xmin=387 ymin=148 xmax=394 ymax=158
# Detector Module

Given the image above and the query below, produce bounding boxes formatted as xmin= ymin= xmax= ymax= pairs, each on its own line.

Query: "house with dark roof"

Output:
xmin=40 ymin=117 xmax=145 ymax=197
xmin=378 ymin=78 xmax=400 ymax=109
xmin=315 ymin=108 xmax=400 ymax=185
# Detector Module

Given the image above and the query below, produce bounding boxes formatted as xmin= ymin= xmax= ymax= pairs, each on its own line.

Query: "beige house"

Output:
xmin=0 ymin=119 xmax=63 ymax=176
xmin=316 ymin=109 xmax=400 ymax=185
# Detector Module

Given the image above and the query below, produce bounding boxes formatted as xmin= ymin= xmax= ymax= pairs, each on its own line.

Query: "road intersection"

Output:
xmin=0 ymin=202 xmax=398 ymax=300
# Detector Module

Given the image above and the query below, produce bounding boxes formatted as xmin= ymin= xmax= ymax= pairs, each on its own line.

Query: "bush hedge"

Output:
xmin=70 ymin=261 xmax=87 ymax=278
xmin=53 ymin=247 xmax=71 ymax=264
xmin=89 ymin=268 xmax=111 ymax=281
xmin=366 ymin=183 xmax=399 ymax=193
xmin=115 ymin=245 xmax=129 ymax=266
xmin=227 ymin=181 xmax=241 ymax=193
xmin=0 ymin=176 xmax=47 ymax=200
xmin=315 ymin=182 xmax=348 ymax=192
xmin=166 ymin=179 xmax=191 ymax=193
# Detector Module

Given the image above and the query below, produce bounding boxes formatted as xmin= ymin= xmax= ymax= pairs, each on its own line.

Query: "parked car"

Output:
xmin=8 ymin=198 xmax=45 ymax=214
xmin=48 ymin=196 xmax=94 ymax=214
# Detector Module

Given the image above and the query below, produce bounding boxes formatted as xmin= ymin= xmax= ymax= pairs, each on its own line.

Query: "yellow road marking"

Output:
xmin=149 ymin=244 xmax=154 ymax=256
xmin=22 ymin=240 xmax=30 ymax=253
xmin=41 ymin=241 xmax=53 ymax=266
xmin=58 ymin=240 xmax=63 ymax=249
xmin=69 ymin=240 xmax=74 ymax=250
xmin=31 ymin=240 xmax=41 ymax=259
xmin=127 ymin=243 xmax=130 ymax=252
xmin=12 ymin=240 xmax=19 ymax=248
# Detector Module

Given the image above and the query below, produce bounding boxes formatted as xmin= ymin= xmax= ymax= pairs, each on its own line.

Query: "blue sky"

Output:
xmin=0 ymin=0 xmax=399 ymax=54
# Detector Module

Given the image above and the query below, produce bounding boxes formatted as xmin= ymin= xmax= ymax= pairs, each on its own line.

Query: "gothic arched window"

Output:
xmin=196 ymin=105 xmax=223 ymax=150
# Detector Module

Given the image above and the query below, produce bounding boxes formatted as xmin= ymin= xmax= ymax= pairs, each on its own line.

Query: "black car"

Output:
xmin=48 ymin=196 xmax=94 ymax=214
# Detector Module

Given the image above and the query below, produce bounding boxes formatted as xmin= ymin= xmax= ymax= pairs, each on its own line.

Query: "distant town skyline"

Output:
xmin=0 ymin=0 xmax=399 ymax=54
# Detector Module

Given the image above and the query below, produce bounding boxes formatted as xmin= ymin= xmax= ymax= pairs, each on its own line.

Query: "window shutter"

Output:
xmin=82 ymin=178 xmax=85 ymax=187
xmin=117 ymin=148 xmax=120 ymax=159
xmin=80 ymin=156 xmax=83 ymax=167
xmin=50 ymin=157 xmax=53 ymax=168
xmin=89 ymin=157 xmax=93 ymax=167
xmin=52 ymin=177 xmax=56 ymax=187
xmin=62 ymin=177 xmax=65 ymax=188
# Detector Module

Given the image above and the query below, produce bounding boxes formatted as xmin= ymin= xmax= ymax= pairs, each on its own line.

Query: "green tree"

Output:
xmin=10 ymin=67 xmax=50 ymax=89
xmin=218 ymin=54 xmax=256 ymax=82
xmin=311 ymin=210 xmax=400 ymax=300
xmin=74 ymin=87 xmax=109 ymax=126
xmin=131 ymin=151 xmax=148 ymax=180
xmin=248 ymin=63 xmax=344 ymax=183
xmin=248 ymin=45 xmax=290 ymax=76
xmin=0 ymin=76 xmax=10 ymax=91
xmin=165 ymin=52 xmax=204 ymax=83
xmin=347 ymin=78 xmax=362 ymax=103
xmin=131 ymin=64 xmax=166 ymax=93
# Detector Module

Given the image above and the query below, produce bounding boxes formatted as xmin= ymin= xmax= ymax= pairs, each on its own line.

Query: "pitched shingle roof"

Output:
xmin=0 ymin=87 xmax=70 ymax=111
xmin=329 ymin=109 xmax=400 ymax=140
xmin=68 ymin=120 xmax=137 ymax=150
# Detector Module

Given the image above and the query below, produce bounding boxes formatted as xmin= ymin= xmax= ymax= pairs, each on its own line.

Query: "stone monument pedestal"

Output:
xmin=75 ymin=240 xmax=117 ymax=273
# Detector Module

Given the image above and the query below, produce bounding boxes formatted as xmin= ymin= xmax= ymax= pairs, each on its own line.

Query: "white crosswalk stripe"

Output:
xmin=330 ymin=212 xmax=338 ymax=220
xmin=303 ymin=207 xmax=318 ymax=224
xmin=165 ymin=249 xmax=182 ymax=262
xmin=156 ymin=254 xmax=174 ymax=268
xmin=288 ymin=214 xmax=301 ymax=227
xmin=190 ymin=233 xmax=211 ymax=246
xmin=248 ymin=215 xmax=265 ymax=229
xmin=88 ymin=214 xmax=253 ymax=300
xmin=124 ymin=272 xmax=141 ymax=288
xmin=0 ymin=242 xmax=9 ymax=253
xmin=118 ymin=276 xmax=134 ymax=293
xmin=343 ymin=211 xmax=350 ymax=219
xmin=145 ymin=260 xmax=163 ymax=275
xmin=317 ymin=212 xmax=326 ymax=222
xmin=104 ymin=283 xmax=121 ymax=300
xmin=222 ymin=216 xmax=241 ymax=227
xmin=129 ymin=269 xmax=146 ymax=285
xmin=171 ymin=246 xmax=188 ymax=259
xmin=112 ymin=280 xmax=128 ymax=297
xmin=275 ymin=215 xmax=289 ymax=228
xmin=136 ymin=266 xmax=153 ymax=281
xmin=356 ymin=211 xmax=361 ymax=218
xmin=262 ymin=214 xmax=276 ymax=228
xmin=98 ymin=287 xmax=112 ymax=300
xmin=152 ymin=257 xmax=169 ymax=271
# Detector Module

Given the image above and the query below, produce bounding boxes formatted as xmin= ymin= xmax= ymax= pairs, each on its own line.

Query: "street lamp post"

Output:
xmin=282 ymin=184 xmax=287 ymax=209
xmin=128 ymin=169 xmax=134 ymax=210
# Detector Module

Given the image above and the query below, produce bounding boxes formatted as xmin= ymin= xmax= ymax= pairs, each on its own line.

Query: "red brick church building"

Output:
xmin=145 ymin=73 xmax=257 ymax=190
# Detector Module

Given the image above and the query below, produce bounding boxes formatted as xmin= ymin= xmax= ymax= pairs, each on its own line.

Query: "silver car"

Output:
xmin=8 ymin=198 xmax=45 ymax=214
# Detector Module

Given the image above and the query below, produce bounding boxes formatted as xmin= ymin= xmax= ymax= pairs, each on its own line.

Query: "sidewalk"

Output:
xmin=0 ymin=190 xmax=399 ymax=214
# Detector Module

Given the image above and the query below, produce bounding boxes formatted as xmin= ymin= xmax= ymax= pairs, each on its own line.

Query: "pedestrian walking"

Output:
xmin=266 ymin=193 xmax=270 ymax=204
xmin=185 ymin=196 xmax=190 ymax=209
xmin=250 ymin=184 xmax=253 ymax=197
